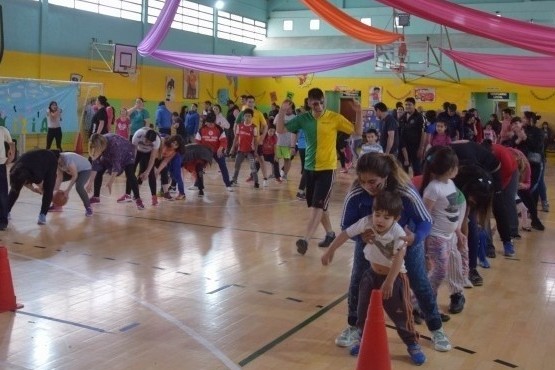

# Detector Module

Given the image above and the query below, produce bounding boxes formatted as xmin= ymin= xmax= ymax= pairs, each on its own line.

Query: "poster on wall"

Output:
xmin=184 ymin=69 xmax=199 ymax=100
xmin=369 ymin=86 xmax=382 ymax=107
xmin=165 ymin=76 xmax=175 ymax=102
xmin=414 ymin=87 xmax=436 ymax=103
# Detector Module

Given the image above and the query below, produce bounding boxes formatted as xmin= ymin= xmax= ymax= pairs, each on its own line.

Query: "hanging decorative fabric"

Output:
xmin=137 ymin=0 xmax=375 ymax=76
xmin=147 ymin=49 xmax=375 ymax=76
xmin=441 ymin=49 xmax=555 ymax=87
xmin=300 ymin=0 xmax=402 ymax=45
xmin=376 ymin=0 xmax=555 ymax=56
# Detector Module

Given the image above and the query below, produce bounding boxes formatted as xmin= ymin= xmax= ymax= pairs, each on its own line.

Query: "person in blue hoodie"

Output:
xmin=184 ymin=103 xmax=200 ymax=144
xmin=155 ymin=101 xmax=172 ymax=135
xmin=333 ymin=152 xmax=452 ymax=353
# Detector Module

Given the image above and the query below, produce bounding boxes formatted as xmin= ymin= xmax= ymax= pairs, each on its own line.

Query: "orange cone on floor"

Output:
xmin=74 ymin=131 xmax=84 ymax=154
xmin=356 ymin=289 xmax=391 ymax=370
xmin=0 ymin=246 xmax=23 ymax=312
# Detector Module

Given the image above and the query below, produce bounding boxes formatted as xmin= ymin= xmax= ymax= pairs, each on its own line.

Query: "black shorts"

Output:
xmin=305 ymin=169 xmax=335 ymax=210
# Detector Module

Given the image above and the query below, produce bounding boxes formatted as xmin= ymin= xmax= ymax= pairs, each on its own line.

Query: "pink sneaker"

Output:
xmin=117 ymin=194 xmax=133 ymax=203
xmin=89 ymin=197 xmax=100 ymax=204
xmin=135 ymin=198 xmax=145 ymax=210
xmin=151 ymin=195 xmax=158 ymax=206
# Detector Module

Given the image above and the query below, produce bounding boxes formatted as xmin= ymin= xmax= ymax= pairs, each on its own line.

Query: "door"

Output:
xmin=340 ymin=98 xmax=357 ymax=123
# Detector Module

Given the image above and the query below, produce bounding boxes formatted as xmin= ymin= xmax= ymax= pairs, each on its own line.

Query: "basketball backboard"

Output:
xmin=113 ymin=44 xmax=137 ymax=74
xmin=375 ymin=41 xmax=429 ymax=73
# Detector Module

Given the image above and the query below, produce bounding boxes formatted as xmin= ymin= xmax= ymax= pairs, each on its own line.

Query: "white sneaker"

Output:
xmin=463 ymin=277 xmax=473 ymax=289
xmin=188 ymin=185 xmax=198 ymax=191
xmin=431 ymin=328 xmax=452 ymax=352
xmin=335 ymin=326 xmax=360 ymax=347
xmin=263 ymin=180 xmax=268 ymax=187
xmin=226 ymin=187 xmax=234 ymax=192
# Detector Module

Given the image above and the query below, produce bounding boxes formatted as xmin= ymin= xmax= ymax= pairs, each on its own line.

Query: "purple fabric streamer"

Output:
xmin=148 ymin=49 xmax=375 ymax=76
xmin=137 ymin=0 xmax=374 ymax=76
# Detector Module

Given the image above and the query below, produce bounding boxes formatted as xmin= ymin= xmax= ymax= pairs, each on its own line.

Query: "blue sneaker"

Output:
xmin=349 ymin=343 xmax=360 ymax=357
xmin=503 ymin=241 xmax=515 ymax=257
xmin=478 ymin=257 xmax=490 ymax=268
xmin=37 ymin=213 xmax=47 ymax=225
xmin=407 ymin=344 xmax=426 ymax=365
xmin=85 ymin=207 xmax=93 ymax=217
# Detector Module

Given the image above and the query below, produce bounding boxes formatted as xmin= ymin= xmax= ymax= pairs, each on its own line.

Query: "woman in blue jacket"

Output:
xmin=335 ymin=153 xmax=451 ymax=353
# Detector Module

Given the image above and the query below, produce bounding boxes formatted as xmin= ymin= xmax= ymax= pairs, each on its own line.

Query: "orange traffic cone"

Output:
xmin=74 ymin=131 xmax=83 ymax=154
xmin=356 ymin=289 xmax=391 ymax=370
xmin=0 ymin=246 xmax=23 ymax=312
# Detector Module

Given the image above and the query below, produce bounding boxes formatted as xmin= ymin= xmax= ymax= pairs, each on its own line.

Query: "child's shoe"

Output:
xmin=89 ymin=196 xmax=100 ymax=204
xmin=117 ymin=194 xmax=133 ymax=203
xmin=151 ymin=195 xmax=158 ymax=206
xmin=198 ymin=190 xmax=204 ymax=197
xmin=37 ymin=213 xmax=47 ymax=225
xmin=49 ymin=205 xmax=63 ymax=212
xmin=349 ymin=343 xmax=360 ymax=357
xmin=407 ymin=344 xmax=426 ymax=365
xmin=163 ymin=192 xmax=173 ymax=201
xmin=135 ymin=198 xmax=145 ymax=210
xmin=175 ymin=193 xmax=186 ymax=200
xmin=85 ymin=207 xmax=93 ymax=217
xmin=503 ymin=241 xmax=515 ymax=257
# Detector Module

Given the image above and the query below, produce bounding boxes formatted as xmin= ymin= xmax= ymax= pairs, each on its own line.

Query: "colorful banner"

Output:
xmin=414 ymin=87 xmax=436 ymax=103
xmin=0 ymin=80 xmax=78 ymax=136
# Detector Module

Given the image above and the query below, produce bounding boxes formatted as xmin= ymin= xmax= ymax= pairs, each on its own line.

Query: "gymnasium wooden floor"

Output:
xmin=1 ymin=157 xmax=554 ymax=370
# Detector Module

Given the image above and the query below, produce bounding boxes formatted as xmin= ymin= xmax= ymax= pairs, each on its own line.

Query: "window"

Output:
xmin=217 ymin=11 xmax=266 ymax=45
xmin=361 ymin=17 xmax=372 ymax=26
xmin=309 ymin=19 xmax=320 ymax=30
xmin=283 ymin=20 xmax=293 ymax=31
xmin=48 ymin=0 xmax=142 ymax=22
xmin=148 ymin=0 xmax=213 ymax=36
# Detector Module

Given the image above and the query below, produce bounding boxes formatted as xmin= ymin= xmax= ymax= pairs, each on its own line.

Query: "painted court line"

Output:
xmin=17 ymin=311 xmax=107 ymax=333
xmin=9 ymin=251 xmax=241 ymax=370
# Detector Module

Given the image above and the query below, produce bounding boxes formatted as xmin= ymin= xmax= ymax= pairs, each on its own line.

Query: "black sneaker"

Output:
xmin=412 ymin=309 xmax=423 ymax=325
xmin=296 ymin=192 xmax=306 ymax=200
xmin=531 ymin=220 xmax=545 ymax=231
xmin=296 ymin=239 xmax=308 ymax=255
xmin=448 ymin=293 xmax=465 ymax=314
xmin=198 ymin=190 xmax=204 ymax=197
xmin=318 ymin=232 xmax=336 ymax=248
xmin=511 ymin=233 xmax=522 ymax=240
xmin=469 ymin=269 xmax=483 ymax=286
xmin=486 ymin=247 xmax=496 ymax=258
xmin=440 ymin=313 xmax=451 ymax=322
xmin=254 ymin=183 xmax=260 ymax=189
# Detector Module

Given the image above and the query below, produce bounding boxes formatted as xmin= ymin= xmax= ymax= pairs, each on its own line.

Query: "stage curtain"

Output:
xmin=376 ymin=0 xmax=555 ymax=56
xmin=301 ymin=0 xmax=402 ymax=45
xmin=441 ymin=49 xmax=555 ymax=87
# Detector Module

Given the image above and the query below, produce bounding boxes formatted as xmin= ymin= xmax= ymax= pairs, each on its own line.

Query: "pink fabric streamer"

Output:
xmin=376 ymin=0 xmax=555 ymax=57
xmin=137 ymin=0 xmax=374 ymax=76
xmin=441 ymin=49 xmax=555 ymax=87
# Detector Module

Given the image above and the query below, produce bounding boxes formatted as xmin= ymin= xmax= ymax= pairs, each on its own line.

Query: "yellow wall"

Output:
xmin=2 ymin=50 xmax=555 ymax=123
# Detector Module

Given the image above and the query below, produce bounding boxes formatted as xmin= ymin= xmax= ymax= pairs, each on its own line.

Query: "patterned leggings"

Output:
xmin=425 ymin=234 xmax=465 ymax=295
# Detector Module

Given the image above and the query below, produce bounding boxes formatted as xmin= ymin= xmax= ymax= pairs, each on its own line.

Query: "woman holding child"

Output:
xmin=334 ymin=153 xmax=451 ymax=353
